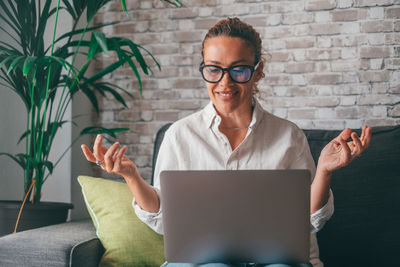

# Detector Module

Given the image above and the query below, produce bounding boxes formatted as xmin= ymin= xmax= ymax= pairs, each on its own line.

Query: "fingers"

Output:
xmin=350 ymin=126 xmax=372 ymax=157
xmin=113 ymin=145 xmax=127 ymax=173
xmin=361 ymin=125 xmax=372 ymax=148
xmin=350 ymin=132 xmax=363 ymax=158
xmin=93 ymin=134 xmax=105 ymax=161
xmin=104 ymin=142 xmax=121 ymax=173
xmin=81 ymin=144 xmax=96 ymax=162
xmin=338 ymin=138 xmax=351 ymax=165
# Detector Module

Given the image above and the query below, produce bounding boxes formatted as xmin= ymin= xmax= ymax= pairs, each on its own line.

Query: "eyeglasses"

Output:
xmin=199 ymin=62 xmax=259 ymax=84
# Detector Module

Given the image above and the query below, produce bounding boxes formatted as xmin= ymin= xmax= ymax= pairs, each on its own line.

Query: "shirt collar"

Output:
xmin=204 ymin=98 xmax=264 ymax=129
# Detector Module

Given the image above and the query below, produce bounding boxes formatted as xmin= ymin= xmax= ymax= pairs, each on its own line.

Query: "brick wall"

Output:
xmin=94 ymin=0 xmax=400 ymax=182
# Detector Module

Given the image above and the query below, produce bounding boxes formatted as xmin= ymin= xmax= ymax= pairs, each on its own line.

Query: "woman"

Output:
xmin=81 ymin=18 xmax=371 ymax=267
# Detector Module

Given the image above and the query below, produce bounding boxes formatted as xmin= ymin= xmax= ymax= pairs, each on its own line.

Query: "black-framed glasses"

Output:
xmin=199 ymin=62 xmax=259 ymax=84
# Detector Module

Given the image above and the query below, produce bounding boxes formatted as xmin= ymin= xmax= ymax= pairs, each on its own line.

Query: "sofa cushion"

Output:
xmin=304 ymin=126 xmax=400 ymax=267
xmin=78 ymin=176 xmax=165 ymax=267
xmin=0 ymin=220 xmax=102 ymax=267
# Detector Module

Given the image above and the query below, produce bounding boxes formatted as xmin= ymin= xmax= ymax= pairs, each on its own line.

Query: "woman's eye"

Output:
xmin=206 ymin=67 xmax=221 ymax=74
xmin=231 ymin=68 xmax=246 ymax=74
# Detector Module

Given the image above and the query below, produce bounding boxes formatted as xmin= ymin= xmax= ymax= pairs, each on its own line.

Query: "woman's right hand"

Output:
xmin=81 ymin=134 xmax=140 ymax=181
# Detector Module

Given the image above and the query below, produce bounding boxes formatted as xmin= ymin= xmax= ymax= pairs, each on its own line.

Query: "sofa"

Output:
xmin=0 ymin=124 xmax=399 ymax=267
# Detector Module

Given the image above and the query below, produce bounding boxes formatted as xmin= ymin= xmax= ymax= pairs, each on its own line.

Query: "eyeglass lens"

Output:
xmin=202 ymin=66 xmax=253 ymax=83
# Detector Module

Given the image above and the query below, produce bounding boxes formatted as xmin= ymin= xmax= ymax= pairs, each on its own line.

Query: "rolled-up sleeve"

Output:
xmin=132 ymin=187 xmax=164 ymax=234
xmin=310 ymin=189 xmax=334 ymax=233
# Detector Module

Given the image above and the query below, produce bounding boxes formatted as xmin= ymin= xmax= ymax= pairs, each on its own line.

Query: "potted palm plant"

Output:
xmin=0 ymin=0 xmax=183 ymax=235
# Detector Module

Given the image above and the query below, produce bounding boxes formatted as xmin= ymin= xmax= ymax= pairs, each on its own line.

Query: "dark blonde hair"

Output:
xmin=202 ymin=17 xmax=263 ymax=65
xmin=201 ymin=17 xmax=265 ymax=94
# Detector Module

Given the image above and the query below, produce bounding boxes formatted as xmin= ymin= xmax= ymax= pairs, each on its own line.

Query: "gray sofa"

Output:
xmin=0 ymin=125 xmax=399 ymax=267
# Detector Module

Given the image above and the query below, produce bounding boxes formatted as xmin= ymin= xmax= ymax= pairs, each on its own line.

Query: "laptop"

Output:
xmin=160 ymin=169 xmax=311 ymax=265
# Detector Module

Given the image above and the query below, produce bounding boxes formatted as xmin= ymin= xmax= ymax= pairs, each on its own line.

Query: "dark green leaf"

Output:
xmin=53 ymin=22 xmax=117 ymax=45
xmin=41 ymin=161 xmax=54 ymax=174
xmin=0 ymin=152 xmax=25 ymax=169
xmin=17 ymin=130 xmax=30 ymax=144
xmin=94 ymin=82 xmax=127 ymax=108
xmin=62 ymin=0 xmax=77 ymax=20
xmin=85 ymin=60 xmax=124 ymax=84
xmin=80 ymin=85 xmax=99 ymax=113
xmin=93 ymin=32 xmax=109 ymax=55
xmin=23 ymin=56 xmax=37 ymax=76
xmin=7 ymin=55 xmax=24 ymax=74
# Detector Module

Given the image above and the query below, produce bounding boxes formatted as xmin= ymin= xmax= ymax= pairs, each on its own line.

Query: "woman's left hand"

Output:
xmin=317 ymin=126 xmax=372 ymax=175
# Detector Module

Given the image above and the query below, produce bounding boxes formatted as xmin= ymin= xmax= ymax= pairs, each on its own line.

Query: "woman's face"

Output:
xmin=202 ymin=36 xmax=263 ymax=116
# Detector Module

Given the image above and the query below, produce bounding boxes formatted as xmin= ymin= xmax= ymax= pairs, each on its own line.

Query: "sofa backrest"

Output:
xmin=152 ymin=123 xmax=400 ymax=266
xmin=305 ymin=126 xmax=400 ymax=267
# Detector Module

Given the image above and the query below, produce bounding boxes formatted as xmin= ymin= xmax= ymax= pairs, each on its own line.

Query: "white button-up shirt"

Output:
xmin=134 ymin=99 xmax=334 ymax=267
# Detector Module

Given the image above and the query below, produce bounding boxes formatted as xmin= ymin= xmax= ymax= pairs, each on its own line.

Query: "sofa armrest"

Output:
xmin=0 ymin=219 xmax=104 ymax=267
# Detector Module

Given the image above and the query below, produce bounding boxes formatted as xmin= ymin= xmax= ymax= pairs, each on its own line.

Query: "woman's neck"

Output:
xmin=217 ymin=101 xmax=254 ymax=130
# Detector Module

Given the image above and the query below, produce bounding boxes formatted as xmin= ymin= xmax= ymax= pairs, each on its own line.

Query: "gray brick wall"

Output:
xmin=93 ymin=0 xmax=400 ymax=182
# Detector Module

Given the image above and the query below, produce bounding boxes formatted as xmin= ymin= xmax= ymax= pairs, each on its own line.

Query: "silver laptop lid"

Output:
xmin=160 ymin=169 xmax=311 ymax=265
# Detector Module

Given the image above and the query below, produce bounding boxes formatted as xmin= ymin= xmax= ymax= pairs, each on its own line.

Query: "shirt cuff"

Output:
xmin=132 ymin=187 xmax=164 ymax=234
xmin=310 ymin=189 xmax=334 ymax=233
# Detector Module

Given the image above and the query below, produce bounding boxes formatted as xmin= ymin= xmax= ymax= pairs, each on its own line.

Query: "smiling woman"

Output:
xmin=81 ymin=17 xmax=372 ymax=267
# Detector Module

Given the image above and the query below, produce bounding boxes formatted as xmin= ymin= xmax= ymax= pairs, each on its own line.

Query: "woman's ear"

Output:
xmin=254 ymin=61 xmax=265 ymax=82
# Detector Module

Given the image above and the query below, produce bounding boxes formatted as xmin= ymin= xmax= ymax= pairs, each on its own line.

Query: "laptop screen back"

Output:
xmin=160 ymin=169 xmax=311 ymax=265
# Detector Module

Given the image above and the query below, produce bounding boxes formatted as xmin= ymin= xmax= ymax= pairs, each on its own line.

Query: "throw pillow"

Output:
xmin=78 ymin=175 xmax=165 ymax=267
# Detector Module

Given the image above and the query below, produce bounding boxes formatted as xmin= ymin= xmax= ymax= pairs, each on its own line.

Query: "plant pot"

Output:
xmin=0 ymin=200 xmax=73 ymax=237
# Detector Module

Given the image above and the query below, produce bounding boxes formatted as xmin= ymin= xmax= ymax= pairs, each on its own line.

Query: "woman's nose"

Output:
xmin=219 ymin=70 xmax=233 ymax=86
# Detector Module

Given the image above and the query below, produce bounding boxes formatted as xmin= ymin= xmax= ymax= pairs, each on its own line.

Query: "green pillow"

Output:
xmin=78 ymin=176 xmax=165 ymax=267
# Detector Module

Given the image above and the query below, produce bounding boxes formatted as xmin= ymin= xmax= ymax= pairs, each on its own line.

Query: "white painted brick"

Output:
xmin=318 ymin=108 xmax=336 ymax=119
xmin=140 ymin=1 xmax=152 ymax=9
xmin=343 ymin=72 xmax=359 ymax=83
xmin=370 ymin=58 xmax=384 ymax=69
xmin=314 ymin=11 xmax=331 ymax=22
xmin=369 ymin=7 xmax=385 ymax=19
xmin=140 ymin=110 xmax=153 ymax=121
xmin=340 ymin=22 xmax=360 ymax=34
xmin=331 ymin=60 xmax=360 ymax=71
xmin=317 ymin=36 xmax=332 ymax=48
xmin=317 ymin=86 xmax=333 ymax=95
xmin=390 ymin=70 xmax=400 ymax=88
xmin=266 ymin=14 xmax=282 ymax=26
xmin=100 ymin=111 xmax=115 ymax=123
xmin=292 ymin=75 xmax=307 ymax=85
xmin=337 ymin=0 xmax=354 ymax=8
xmin=268 ymin=39 xmax=286 ymax=50
xmin=312 ymin=120 xmax=346 ymax=130
xmin=345 ymin=120 xmax=364 ymax=129
xmin=341 ymin=47 xmax=358 ymax=59
xmin=178 ymin=20 xmax=195 ymax=30
xmin=198 ymin=7 xmax=213 ymax=17
xmin=315 ymin=61 xmax=331 ymax=72
xmin=293 ymin=50 xmax=306 ymax=61
xmin=266 ymin=62 xmax=285 ymax=73
xmin=367 ymin=33 xmax=385 ymax=45
xmin=372 ymin=82 xmax=389 ymax=93
xmin=372 ymin=106 xmax=388 ymax=117
xmin=341 ymin=96 xmax=357 ymax=105
xmin=388 ymin=104 xmax=400 ymax=118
